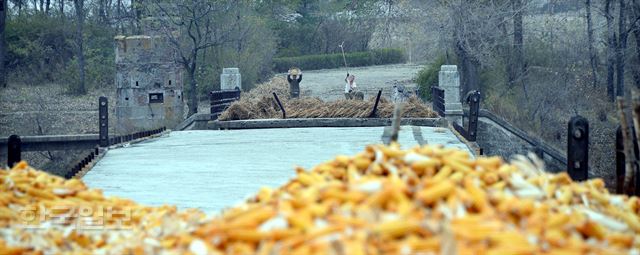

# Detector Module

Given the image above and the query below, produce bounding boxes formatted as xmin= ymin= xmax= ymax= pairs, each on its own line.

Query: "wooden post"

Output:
xmin=369 ymin=89 xmax=382 ymax=118
xmin=273 ymin=92 xmax=286 ymax=119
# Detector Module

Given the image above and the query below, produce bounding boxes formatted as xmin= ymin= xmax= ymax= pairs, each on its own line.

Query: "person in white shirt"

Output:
xmin=344 ymin=73 xmax=356 ymax=99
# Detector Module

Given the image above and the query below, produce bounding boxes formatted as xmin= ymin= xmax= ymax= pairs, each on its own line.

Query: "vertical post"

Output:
xmin=7 ymin=135 xmax=21 ymax=168
xmin=466 ymin=91 xmax=480 ymax=141
xmin=273 ymin=92 xmax=286 ymax=119
xmin=567 ymin=115 xmax=589 ymax=181
xmin=439 ymin=65 xmax=462 ymax=123
xmin=99 ymin=96 xmax=109 ymax=147
xmin=369 ymin=89 xmax=382 ymax=118
xmin=616 ymin=127 xmax=625 ymax=193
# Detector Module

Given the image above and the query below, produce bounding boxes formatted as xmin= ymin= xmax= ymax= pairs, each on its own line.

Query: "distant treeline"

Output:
xmin=273 ymin=48 xmax=405 ymax=73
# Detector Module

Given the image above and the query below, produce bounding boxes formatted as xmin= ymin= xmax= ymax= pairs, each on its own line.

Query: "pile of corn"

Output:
xmin=2 ymin=144 xmax=640 ymax=254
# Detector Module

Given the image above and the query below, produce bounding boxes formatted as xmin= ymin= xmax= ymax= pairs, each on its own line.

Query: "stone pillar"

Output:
xmin=438 ymin=65 xmax=463 ymax=123
xmin=115 ymin=35 xmax=184 ymax=134
xmin=220 ymin=68 xmax=241 ymax=90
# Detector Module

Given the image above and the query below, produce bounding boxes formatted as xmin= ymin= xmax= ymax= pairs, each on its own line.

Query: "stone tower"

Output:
xmin=114 ymin=18 xmax=184 ymax=134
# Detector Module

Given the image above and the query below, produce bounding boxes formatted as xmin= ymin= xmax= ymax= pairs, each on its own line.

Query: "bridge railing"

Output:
xmin=453 ymin=90 xmax=480 ymax=142
xmin=2 ymin=97 xmax=167 ymax=178
xmin=210 ymin=87 xmax=241 ymax=120
xmin=431 ymin=86 xmax=445 ymax=117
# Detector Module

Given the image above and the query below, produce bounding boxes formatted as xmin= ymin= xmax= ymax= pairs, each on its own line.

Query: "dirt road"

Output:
xmin=282 ymin=64 xmax=425 ymax=101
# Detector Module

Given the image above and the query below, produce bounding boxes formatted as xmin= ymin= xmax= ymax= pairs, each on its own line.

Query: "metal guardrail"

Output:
xmin=210 ymin=87 xmax=241 ymax=120
xmin=453 ymin=90 xmax=480 ymax=142
xmin=431 ymin=86 xmax=445 ymax=117
xmin=474 ymin=109 xmax=568 ymax=166
xmin=3 ymin=96 xmax=167 ymax=178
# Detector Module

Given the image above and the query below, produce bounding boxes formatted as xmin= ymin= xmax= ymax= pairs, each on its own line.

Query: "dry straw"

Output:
xmin=218 ymin=77 xmax=437 ymax=120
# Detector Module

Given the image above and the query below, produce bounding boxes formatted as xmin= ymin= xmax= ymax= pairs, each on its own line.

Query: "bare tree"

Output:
xmin=155 ymin=1 xmax=231 ymax=116
xmin=1 ymin=0 xmax=6 ymax=88
xmin=445 ymin=0 xmax=514 ymax=96
xmin=73 ymin=0 xmax=86 ymax=94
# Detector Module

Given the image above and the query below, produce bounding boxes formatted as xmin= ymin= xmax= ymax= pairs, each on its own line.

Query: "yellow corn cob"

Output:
xmin=372 ymin=219 xmax=421 ymax=238
xmin=417 ymin=180 xmax=454 ymax=205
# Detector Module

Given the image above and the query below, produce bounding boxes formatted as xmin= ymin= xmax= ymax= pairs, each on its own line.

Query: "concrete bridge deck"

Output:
xmin=83 ymin=127 xmax=471 ymax=213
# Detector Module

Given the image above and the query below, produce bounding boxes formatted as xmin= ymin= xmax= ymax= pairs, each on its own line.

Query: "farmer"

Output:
xmin=287 ymin=68 xmax=303 ymax=98
xmin=344 ymin=73 xmax=357 ymax=99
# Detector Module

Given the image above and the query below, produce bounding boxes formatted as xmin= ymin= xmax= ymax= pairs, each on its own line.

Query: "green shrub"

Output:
xmin=415 ymin=54 xmax=447 ymax=101
xmin=273 ymin=48 xmax=405 ymax=72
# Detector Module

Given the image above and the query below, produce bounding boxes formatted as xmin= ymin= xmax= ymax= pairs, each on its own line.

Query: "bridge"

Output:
xmin=81 ymin=125 xmax=472 ymax=213
xmin=3 ymin=64 xmax=622 ymax=210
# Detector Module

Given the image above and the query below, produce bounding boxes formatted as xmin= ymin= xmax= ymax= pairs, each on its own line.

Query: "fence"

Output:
xmin=431 ymin=86 xmax=445 ymax=117
xmin=4 ymin=97 xmax=166 ymax=178
xmin=210 ymin=87 xmax=241 ymax=120
xmin=430 ymin=86 xmax=609 ymax=189
xmin=452 ymin=90 xmax=480 ymax=142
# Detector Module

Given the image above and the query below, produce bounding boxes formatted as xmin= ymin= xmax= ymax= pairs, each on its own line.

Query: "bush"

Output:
xmin=415 ymin=54 xmax=447 ymax=101
xmin=273 ymin=48 xmax=405 ymax=72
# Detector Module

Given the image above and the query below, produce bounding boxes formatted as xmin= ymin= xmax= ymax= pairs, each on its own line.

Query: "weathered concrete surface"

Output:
xmin=208 ymin=118 xmax=445 ymax=130
xmin=114 ymin=33 xmax=184 ymax=134
xmin=290 ymin=64 xmax=423 ymax=101
xmin=473 ymin=111 xmax=566 ymax=173
xmin=83 ymin=127 xmax=470 ymax=213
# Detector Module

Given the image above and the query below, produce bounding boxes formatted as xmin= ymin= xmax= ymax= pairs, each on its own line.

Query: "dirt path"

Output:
xmin=283 ymin=64 xmax=425 ymax=101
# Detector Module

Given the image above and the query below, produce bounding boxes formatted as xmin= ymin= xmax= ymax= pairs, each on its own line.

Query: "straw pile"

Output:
xmin=218 ymin=78 xmax=437 ymax=121
xmin=2 ymin=144 xmax=640 ymax=254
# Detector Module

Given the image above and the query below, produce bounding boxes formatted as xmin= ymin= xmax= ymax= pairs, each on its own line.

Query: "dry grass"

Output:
xmin=218 ymin=77 xmax=437 ymax=120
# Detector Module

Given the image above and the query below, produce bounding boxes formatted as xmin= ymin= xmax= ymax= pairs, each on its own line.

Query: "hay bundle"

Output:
xmin=218 ymin=77 xmax=437 ymax=120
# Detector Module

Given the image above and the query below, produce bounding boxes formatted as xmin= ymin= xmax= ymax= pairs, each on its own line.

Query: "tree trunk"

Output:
xmin=1 ymin=0 xmax=6 ymax=88
xmin=586 ymin=0 xmax=598 ymax=87
xmin=606 ymin=0 xmax=616 ymax=101
xmin=98 ymin=0 xmax=106 ymax=24
xmin=73 ymin=0 xmax=86 ymax=94
xmin=187 ymin=63 xmax=198 ymax=117
xmin=616 ymin=0 xmax=628 ymax=97
xmin=116 ymin=0 xmax=123 ymax=33
xmin=15 ymin=0 xmax=21 ymax=14
xmin=455 ymin=41 xmax=480 ymax=97
xmin=45 ymin=0 xmax=50 ymax=15
xmin=59 ymin=0 xmax=65 ymax=19
xmin=133 ymin=0 xmax=144 ymax=33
